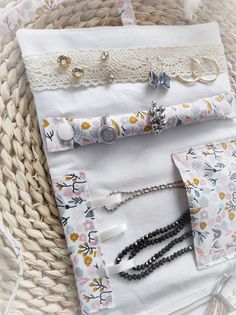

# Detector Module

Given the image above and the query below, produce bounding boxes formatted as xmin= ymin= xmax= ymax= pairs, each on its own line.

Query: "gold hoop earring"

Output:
xmin=176 ymin=57 xmax=202 ymax=84
xmin=198 ymin=57 xmax=220 ymax=84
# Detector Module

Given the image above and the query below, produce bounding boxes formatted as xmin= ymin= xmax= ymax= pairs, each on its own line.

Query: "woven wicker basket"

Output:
xmin=0 ymin=1 xmax=236 ymax=314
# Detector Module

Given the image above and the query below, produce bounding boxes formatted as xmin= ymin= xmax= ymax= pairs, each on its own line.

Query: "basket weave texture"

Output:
xmin=0 ymin=1 xmax=236 ymax=314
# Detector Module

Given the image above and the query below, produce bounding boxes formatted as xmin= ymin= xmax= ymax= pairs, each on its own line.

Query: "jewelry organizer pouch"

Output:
xmin=172 ymin=139 xmax=236 ymax=269
xmin=16 ymin=22 xmax=236 ymax=315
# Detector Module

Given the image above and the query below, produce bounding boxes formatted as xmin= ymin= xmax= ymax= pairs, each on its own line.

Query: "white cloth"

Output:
xmin=16 ymin=22 xmax=236 ymax=315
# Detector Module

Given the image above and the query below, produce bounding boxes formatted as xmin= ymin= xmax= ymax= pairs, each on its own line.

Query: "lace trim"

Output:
xmin=23 ymin=44 xmax=227 ymax=91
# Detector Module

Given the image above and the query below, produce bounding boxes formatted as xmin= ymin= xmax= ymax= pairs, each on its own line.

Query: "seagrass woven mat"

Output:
xmin=0 ymin=1 xmax=236 ymax=314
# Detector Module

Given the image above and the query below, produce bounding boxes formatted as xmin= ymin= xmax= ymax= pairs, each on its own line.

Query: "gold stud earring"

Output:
xmin=57 ymin=55 xmax=71 ymax=68
xmin=198 ymin=57 xmax=220 ymax=84
xmin=101 ymin=51 xmax=109 ymax=62
xmin=72 ymin=67 xmax=85 ymax=79
xmin=176 ymin=57 xmax=202 ymax=84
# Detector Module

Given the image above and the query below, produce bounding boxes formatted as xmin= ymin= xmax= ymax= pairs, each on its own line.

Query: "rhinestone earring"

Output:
xmin=71 ymin=67 xmax=85 ymax=80
xmin=57 ymin=55 xmax=85 ymax=80
xmin=57 ymin=55 xmax=71 ymax=68
xmin=100 ymin=50 xmax=114 ymax=83
xmin=101 ymin=50 xmax=109 ymax=62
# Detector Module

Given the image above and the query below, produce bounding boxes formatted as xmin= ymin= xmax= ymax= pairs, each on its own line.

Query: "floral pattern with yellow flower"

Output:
xmin=199 ymin=222 xmax=207 ymax=230
xmin=70 ymin=232 xmax=79 ymax=242
xmin=56 ymin=183 xmax=63 ymax=190
xmin=89 ymin=277 xmax=107 ymax=292
xmin=173 ymin=138 xmax=236 ymax=268
xmin=78 ymin=242 xmax=96 ymax=257
xmin=144 ymin=124 xmax=152 ymax=132
xmin=84 ymin=256 xmax=93 ymax=266
xmin=53 ymin=171 xmax=113 ymax=313
xmin=219 ymin=192 xmax=225 ymax=200
xmin=181 ymin=103 xmax=190 ymax=108
xmin=135 ymin=111 xmax=147 ymax=119
xmin=81 ymin=121 xmax=91 ymax=129
xmin=129 ymin=116 xmax=138 ymax=124
xmin=44 ymin=93 xmax=234 ymax=153
xmin=111 ymin=119 xmax=120 ymax=136
xmin=43 ymin=119 xmax=49 ymax=127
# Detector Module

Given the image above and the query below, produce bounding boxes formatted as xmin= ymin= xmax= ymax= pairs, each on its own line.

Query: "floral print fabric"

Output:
xmin=0 ymin=0 xmax=65 ymax=37
xmin=115 ymin=0 xmax=136 ymax=25
xmin=43 ymin=92 xmax=235 ymax=153
xmin=52 ymin=172 xmax=113 ymax=314
xmin=172 ymin=139 xmax=236 ymax=269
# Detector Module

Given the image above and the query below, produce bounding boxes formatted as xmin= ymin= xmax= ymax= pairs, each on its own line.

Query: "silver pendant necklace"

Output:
xmin=104 ymin=180 xmax=185 ymax=211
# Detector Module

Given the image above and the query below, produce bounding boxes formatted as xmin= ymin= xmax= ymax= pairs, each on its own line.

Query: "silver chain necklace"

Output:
xmin=104 ymin=180 xmax=185 ymax=211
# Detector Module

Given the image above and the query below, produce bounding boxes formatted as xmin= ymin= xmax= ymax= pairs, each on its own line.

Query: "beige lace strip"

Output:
xmin=23 ymin=44 xmax=227 ymax=91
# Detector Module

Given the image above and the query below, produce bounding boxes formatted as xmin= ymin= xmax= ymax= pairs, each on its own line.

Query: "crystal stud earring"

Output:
xmin=100 ymin=51 xmax=114 ymax=83
xmin=108 ymin=72 xmax=114 ymax=82
xmin=57 ymin=55 xmax=71 ymax=68
xmin=101 ymin=51 xmax=109 ymax=62
xmin=72 ymin=67 xmax=85 ymax=79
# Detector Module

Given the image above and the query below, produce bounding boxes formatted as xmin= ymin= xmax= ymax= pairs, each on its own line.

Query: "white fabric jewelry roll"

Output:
xmin=17 ymin=22 xmax=236 ymax=315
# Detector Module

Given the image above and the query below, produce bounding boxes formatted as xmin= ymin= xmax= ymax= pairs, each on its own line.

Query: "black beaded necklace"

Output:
xmin=115 ymin=210 xmax=193 ymax=281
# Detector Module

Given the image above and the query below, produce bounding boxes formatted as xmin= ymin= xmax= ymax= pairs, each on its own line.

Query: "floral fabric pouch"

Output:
xmin=172 ymin=139 xmax=236 ymax=269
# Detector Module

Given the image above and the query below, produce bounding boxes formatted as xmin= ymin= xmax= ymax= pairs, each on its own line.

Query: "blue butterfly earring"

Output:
xmin=149 ymin=69 xmax=159 ymax=88
xmin=147 ymin=58 xmax=159 ymax=88
xmin=148 ymin=58 xmax=171 ymax=89
xmin=159 ymin=71 xmax=171 ymax=89
xmin=159 ymin=60 xmax=171 ymax=89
